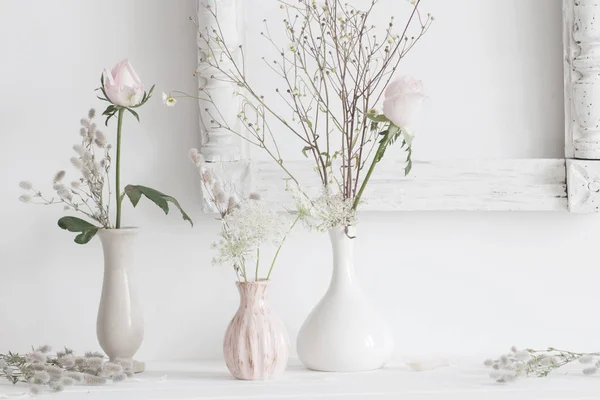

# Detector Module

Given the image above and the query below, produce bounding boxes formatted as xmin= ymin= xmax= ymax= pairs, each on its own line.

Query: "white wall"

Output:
xmin=1 ymin=0 xmax=599 ymax=363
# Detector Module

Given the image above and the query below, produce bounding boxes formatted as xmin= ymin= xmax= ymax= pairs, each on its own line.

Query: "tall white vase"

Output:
xmin=96 ymin=228 xmax=144 ymax=362
xmin=297 ymin=226 xmax=394 ymax=372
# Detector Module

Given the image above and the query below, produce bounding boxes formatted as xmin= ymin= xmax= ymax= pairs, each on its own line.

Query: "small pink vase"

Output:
xmin=223 ymin=280 xmax=289 ymax=380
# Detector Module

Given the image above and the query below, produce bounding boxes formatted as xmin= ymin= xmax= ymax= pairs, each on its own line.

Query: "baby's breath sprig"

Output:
xmin=484 ymin=346 xmax=600 ymax=383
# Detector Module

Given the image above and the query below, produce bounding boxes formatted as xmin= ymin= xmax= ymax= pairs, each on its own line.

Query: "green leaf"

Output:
xmin=366 ymin=113 xmax=389 ymax=123
xmin=301 ymin=146 xmax=312 ymax=158
xmin=127 ymin=108 xmax=140 ymax=122
xmin=304 ymin=119 xmax=313 ymax=130
xmin=57 ymin=216 xmax=99 ymax=244
xmin=124 ymin=185 xmax=193 ymax=227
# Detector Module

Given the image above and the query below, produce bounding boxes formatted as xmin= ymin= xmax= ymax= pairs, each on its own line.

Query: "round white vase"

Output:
xmin=297 ymin=226 xmax=394 ymax=372
xmin=96 ymin=228 xmax=144 ymax=362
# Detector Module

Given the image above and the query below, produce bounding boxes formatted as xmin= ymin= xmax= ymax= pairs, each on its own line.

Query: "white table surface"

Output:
xmin=1 ymin=359 xmax=598 ymax=399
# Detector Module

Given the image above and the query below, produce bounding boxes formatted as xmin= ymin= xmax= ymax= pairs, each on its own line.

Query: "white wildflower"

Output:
xmin=189 ymin=148 xmax=204 ymax=165
xmin=50 ymin=383 xmax=64 ymax=392
xmin=102 ymin=362 xmax=123 ymax=375
xmin=249 ymin=192 xmax=261 ymax=200
xmin=71 ymin=181 xmax=81 ymax=189
xmin=583 ymin=367 xmax=597 ymax=375
xmin=64 ymin=371 xmax=83 ymax=383
xmin=80 ymin=118 xmax=89 ymax=127
xmin=579 ymin=355 xmax=594 ymax=364
xmin=310 ymin=189 xmax=357 ymax=231
xmin=95 ymin=131 xmax=107 ymax=147
xmin=19 ymin=194 xmax=32 ymax=203
xmin=29 ymin=352 xmax=47 ymax=364
xmin=53 ymin=183 xmax=64 ymax=191
xmin=36 ymin=345 xmax=52 ymax=353
xmin=57 ymin=188 xmax=73 ymax=201
xmin=515 ymin=351 xmax=530 ymax=362
xmin=162 ymin=92 xmax=177 ymax=107
xmin=58 ymin=355 xmax=75 ymax=368
xmin=112 ymin=373 xmax=127 ymax=382
xmin=213 ymin=200 xmax=287 ymax=267
xmin=33 ymin=371 xmax=51 ymax=384
xmin=43 ymin=365 xmax=63 ymax=377
xmin=88 ymin=109 xmax=96 ymax=119
xmin=60 ymin=377 xmax=76 ymax=386
xmin=70 ymin=157 xmax=83 ymax=170
xmin=53 ymin=170 xmax=66 ymax=184
xmin=83 ymin=373 xmax=106 ymax=385
xmin=88 ymin=123 xmax=96 ymax=135
xmin=73 ymin=145 xmax=86 ymax=156
xmin=19 ymin=181 xmax=33 ymax=190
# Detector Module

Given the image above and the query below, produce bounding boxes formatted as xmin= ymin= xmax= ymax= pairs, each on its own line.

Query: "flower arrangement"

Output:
xmin=19 ymin=60 xmax=192 ymax=244
xmin=484 ymin=346 xmax=600 ymax=383
xmin=0 ymin=345 xmax=132 ymax=395
xmin=167 ymin=0 xmax=432 ymax=230
xmin=191 ymin=150 xmax=296 ymax=281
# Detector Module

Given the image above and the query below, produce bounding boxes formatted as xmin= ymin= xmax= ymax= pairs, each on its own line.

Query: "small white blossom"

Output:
xmin=19 ymin=181 xmax=33 ymax=190
xmin=579 ymin=355 xmax=594 ymax=364
xmin=213 ymin=200 xmax=287 ymax=269
xmin=162 ymin=92 xmax=177 ymax=107
xmin=70 ymin=157 xmax=83 ymax=170
xmin=19 ymin=194 xmax=32 ymax=203
xmin=189 ymin=148 xmax=204 ymax=165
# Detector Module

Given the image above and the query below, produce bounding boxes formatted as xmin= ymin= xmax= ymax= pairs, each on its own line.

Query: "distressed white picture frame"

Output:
xmin=196 ymin=0 xmax=600 ymax=213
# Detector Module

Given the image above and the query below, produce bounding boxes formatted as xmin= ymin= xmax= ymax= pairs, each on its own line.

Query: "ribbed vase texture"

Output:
xmin=296 ymin=226 xmax=394 ymax=371
xmin=223 ymin=281 xmax=289 ymax=380
xmin=96 ymin=228 xmax=144 ymax=362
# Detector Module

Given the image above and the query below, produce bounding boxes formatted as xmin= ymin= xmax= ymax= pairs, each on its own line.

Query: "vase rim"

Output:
xmin=97 ymin=227 xmax=140 ymax=236
xmin=236 ymin=279 xmax=271 ymax=287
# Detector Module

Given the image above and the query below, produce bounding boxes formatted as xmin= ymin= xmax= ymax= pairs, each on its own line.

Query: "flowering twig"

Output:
xmin=484 ymin=346 xmax=600 ymax=383
xmin=0 ymin=345 xmax=132 ymax=395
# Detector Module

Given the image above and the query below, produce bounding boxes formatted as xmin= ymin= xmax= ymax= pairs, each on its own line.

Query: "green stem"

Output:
xmin=266 ymin=215 xmax=300 ymax=280
xmin=240 ymin=260 xmax=248 ymax=282
xmin=255 ymin=248 xmax=260 ymax=282
xmin=353 ymin=144 xmax=383 ymax=210
xmin=115 ymin=109 xmax=124 ymax=229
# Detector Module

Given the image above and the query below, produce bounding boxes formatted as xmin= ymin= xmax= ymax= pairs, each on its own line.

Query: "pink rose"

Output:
xmin=382 ymin=76 xmax=425 ymax=128
xmin=102 ymin=60 xmax=144 ymax=108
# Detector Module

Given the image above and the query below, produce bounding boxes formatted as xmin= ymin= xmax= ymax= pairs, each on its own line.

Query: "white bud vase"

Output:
xmin=297 ymin=226 xmax=394 ymax=371
xmin=223 ymin=281 xmax=289 ymax=380
xmin=96 ymin=228 xmax=144 ymax=362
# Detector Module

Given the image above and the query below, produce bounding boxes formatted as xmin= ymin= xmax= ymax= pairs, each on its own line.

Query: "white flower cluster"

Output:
xmin=484 ymin=346 xmax=600 ymax=383
xmin=0 ymin=345 xmax=131 ymax=395
xmin=212 ymin=200 xmax=287 ymax=275
xmin=287 ymin=184 xmax=357 ymax=232
xmin=18 ymin=109 xmax=113 ymax=227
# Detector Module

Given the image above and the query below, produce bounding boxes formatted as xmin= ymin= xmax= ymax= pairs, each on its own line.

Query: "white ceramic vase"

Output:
xmin=223 ymin=280 xmax=289 ymax=380
xmin=96 ymin=228 xmax=144 ymax=362
xmin=297 ymin=226 xmax=394 ymax=372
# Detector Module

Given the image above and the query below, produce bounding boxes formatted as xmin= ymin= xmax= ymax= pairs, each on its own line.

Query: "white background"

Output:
xmin=1 ymin=0 xmax=598 ymax=364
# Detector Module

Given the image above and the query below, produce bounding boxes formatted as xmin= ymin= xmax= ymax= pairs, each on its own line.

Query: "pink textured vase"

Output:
xmin=223 ymin=280 xmax=289 ymax=380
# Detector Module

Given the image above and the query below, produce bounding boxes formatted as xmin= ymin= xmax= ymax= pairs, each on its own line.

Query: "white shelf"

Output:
xmin=1 ymin=360 xmax=598 ymax=399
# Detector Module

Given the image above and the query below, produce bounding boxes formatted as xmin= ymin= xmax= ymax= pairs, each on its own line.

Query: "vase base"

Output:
xmin=133 ymin=360 xmax=145 ymax=373
xmin=301 ymin=361 xmax=389 ymax=373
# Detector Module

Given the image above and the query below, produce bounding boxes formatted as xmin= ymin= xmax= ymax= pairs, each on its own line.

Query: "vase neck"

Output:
xmin=328 ymin=226 xmax=357 ymax=288
xmin=236 ymin=281 xmax=270 ymax=310
xmin=98 ymin=228 xmax=139 ymax=271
